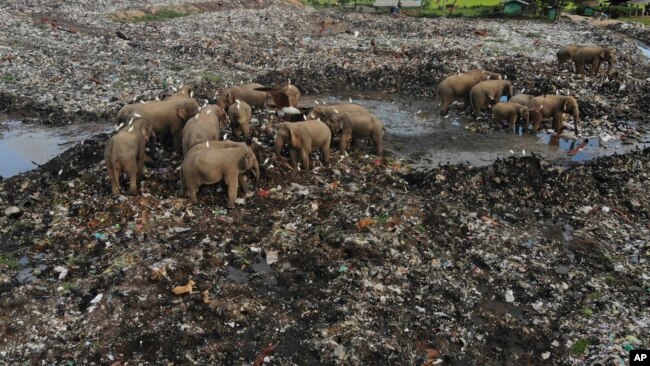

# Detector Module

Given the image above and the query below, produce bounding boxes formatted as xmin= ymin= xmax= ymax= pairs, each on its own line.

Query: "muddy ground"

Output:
xmin=0 ymin=1 xmax=649 ymax=365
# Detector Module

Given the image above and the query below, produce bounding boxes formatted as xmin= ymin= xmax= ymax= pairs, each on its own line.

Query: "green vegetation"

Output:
xmin=621 ymin=16 xmax=650 ymax=26
xmin=300 ymin=0 xmax=556 ymax=19
xmin=582 ymin=307 xmax=594 ymax=318
xmin=0 ymin=256 xmax=19 ymax=269
xmin=200 ymin=71 xmax=221 ymax=84
xmin=376 ymin=213 xmax=390 ymax=225
xmin=131 ymin=9 xmax=188 ymax=23
xmin=2 ymin=74 xmax=14 ymax=83
xmin=570 ymin=339 xmax=591 ymax=356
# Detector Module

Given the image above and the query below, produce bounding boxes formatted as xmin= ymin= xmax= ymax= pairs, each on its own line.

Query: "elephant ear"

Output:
xmin=238 ymin=152 xmax=248 ymax=171
xmin=600 ymin=50 xmax=606 ymax=59
xmin=265 ymin=90 xmax=290 ymax=108
xmin=178 ymin=105 xmax=188 ymax=120
xmin=289 ymin=126 xmax=302 ymax=148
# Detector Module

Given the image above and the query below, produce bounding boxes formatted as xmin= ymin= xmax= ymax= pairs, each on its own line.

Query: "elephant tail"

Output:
xmin=469 ymin=90 xmax=475 ymax=115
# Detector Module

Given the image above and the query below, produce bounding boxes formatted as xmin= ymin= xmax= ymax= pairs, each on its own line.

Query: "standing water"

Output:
xmin=0 ymin=117 xmax=111 ymax=178
xmin=303 ymin=94 xmax=648 ymax=169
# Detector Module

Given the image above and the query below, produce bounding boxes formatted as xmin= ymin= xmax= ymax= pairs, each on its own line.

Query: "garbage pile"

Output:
xmin=607 ymin=22 xmax=650 ymax=45
xmin=0 ymin=127 xmax=648 ymax=364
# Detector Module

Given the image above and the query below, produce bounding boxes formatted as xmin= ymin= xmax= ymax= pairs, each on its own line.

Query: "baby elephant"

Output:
xmin=104 ymin=118 xmax=154 ymax=196
xmin=274 ymin=120 xmax=332 ymax=170
xmin=329 ymin=112 xmax=385 ymax=155
xmin=528 ymin=95 xmax=580 ymax=134
xmin=181 ymin=105 xmax=227 ymax=155
xmin=181 ymin=144 xmax=259 ymax=208
xmin=437 ymin=69 xmax=502 ymax=115
xmin=573 ymin=47 xmax=615 ymax=77
xmin=556 ymin=45 xmax=583 ymax=68
xmin=228 ymin=100 xmax=252 ymax=142
xmin=509 ymin=94 xmax=533 ymax=106
xmin=491 ymin=102 xmax=529 ymax=133
xmin=469 ymin=80 xmax=513 ymax=115
xmin=308 ymin=104 xmax=371 ymax=123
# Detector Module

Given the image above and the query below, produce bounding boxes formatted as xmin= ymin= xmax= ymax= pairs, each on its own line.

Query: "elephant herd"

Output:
xmin=104 ymin=82 xmax=385 ymax=208
xmin=437 ymin=45 xmax=615 ymax=135
xmin=104 ymin=44 xmax=614 ymax=208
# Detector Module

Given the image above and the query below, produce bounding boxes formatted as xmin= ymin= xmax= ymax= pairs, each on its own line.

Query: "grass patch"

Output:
xmin=582 ymin=307 xmax=593 ymax=318
xmin=570 ymin=339 xmax=591 ymax=356
xmin=2 ymin=74 xmax=14 ymax=83
xmin=200 ymin=71 xmax=221 ymax=84
xmin=621 ymin=17 xmax=650 ymax=26
xmin=0 ymin=256 xmax=19 ymax=269
xmin=131 ymin=9 xmax=188 ymax=23
xmin=376 ymin=213 xmax=390 ymax=225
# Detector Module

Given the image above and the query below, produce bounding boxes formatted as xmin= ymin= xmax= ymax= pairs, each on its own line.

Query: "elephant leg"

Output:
xmin=225 ymin=174 xmax=238 ymax=209
xmin=339 ymin=134 xmax=347 ymax=155
xmin=148 ymin=136 xmax=157 ymax=161
xmin=372 ymin=131 xmax=383 ymax=155
xmin=510 ymin=116 xmax=517 ymax=133
xmin=593 ymin=60 xmax=601 ymax=75
xmin=440 ymin=97 xmax=450 ymax=115
xmin=289 ymin=148 xmax=298 ymax=169
xmin=124 ymin=163 xmax=138 ymax=195
xmin=300 ymin=148 xmax=311 ymax=170
xmin=472 ymin=97 xmax=482 ymax=116
xmin=188 ymin=184 xmax=199 ymax=204
xmin=108 ymin=161 xmax=121 ymax=196
xmin=242 ymin=125 xmax=250 ymax=142
xmin=553 ymin=113 xmax=563 ymax=132
xmin=574 ymin=61 xmax=582 ymax=77
xmin=233 ymin=127 xmax=241 ymax=141
xmin=531 ymin=112 xmax=542 ymax=133
xmin=462 ymin=96 xmax=471 ymax=111
xmin=172 ymin=133 xmax=182 ymax=152
xmin=321 ymin=143 xmax=331 ymax=165
xmin=238 ymin=173 xmax=247 ymax=194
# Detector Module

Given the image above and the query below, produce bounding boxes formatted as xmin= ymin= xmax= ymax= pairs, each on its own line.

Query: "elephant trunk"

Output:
xmin=148 ymin=131 xmax=157 ymax=161
xmin=274 ymin=136 xmax=284 ymax=157
xmin=252 ymin=160 xmax=260 ymax=188
xmin=573 ymin=111 xmax=580 ymax=135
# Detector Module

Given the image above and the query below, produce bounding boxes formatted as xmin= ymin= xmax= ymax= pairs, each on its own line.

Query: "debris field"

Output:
xmin=0 ymin=0 xmax=649 ymax=365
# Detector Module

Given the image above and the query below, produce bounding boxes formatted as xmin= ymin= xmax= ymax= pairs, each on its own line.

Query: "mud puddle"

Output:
xmin=302 ymin=94 xmax=649 ymax=169
xmin=0 ymin=118 xmax=111 ymax=178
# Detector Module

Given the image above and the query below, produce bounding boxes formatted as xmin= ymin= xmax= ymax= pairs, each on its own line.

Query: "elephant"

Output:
xmin=328 ymin=112 xmax=385 ymax=155
xmin=437 ymin=69 xmax=502 ymax=115
xmin=509 ymin=94 xmax=534 ymax=106
xmin=527 ymin=95 xmax=580 ymax=134
xmin=181 ymin=105 xmax=227 ymax=155
xmin=573 ymin=47 xmax=616 ymax=77
xmin=491 ymin=102 xmax=530 ymax=133
xmin=469 ymin=80 xmax=513 ymax=115
xmin=280 ymin=83 xmax=301 ymax=107
xmin=228 ymin=100 xmax=253 ymax=142
xmin=104 ymin=118 xmax=154 ymax=196
xmin=274 ymin=120 xmax=332 ymax=170
xmin=166 ymin=84 xmax=194 ymax=100
xmin=556 ymin=45 xmax=583 ymax=68
xmin=307 ymin=104 xmax=371 ymax=124
xmin=181 ymin=144 xmax=259 ymax=207
xmin=116 ymin=97 xmax=199 ymax=153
